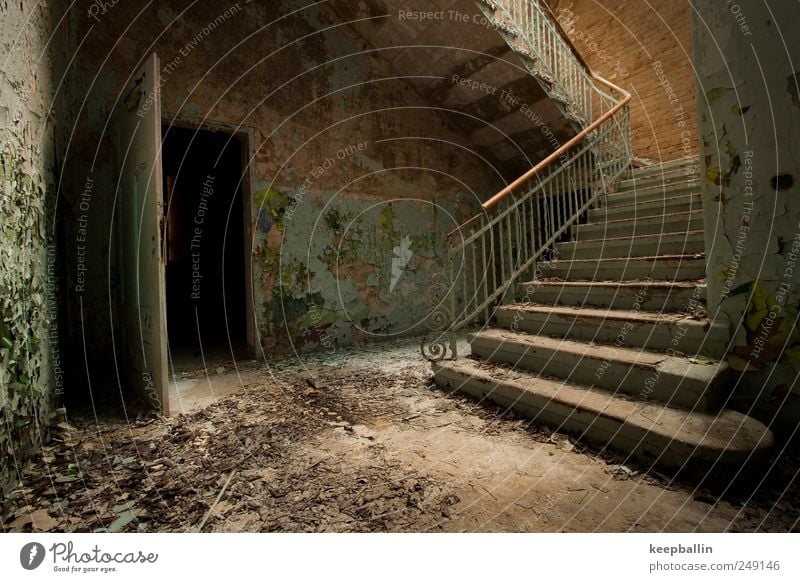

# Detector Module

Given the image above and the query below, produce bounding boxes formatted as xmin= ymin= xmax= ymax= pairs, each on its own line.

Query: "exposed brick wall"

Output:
xmin=548 ymin=0 xmax=698 ymax=162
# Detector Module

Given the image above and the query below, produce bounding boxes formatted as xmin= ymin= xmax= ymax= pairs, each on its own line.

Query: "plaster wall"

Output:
xmin=0 ymin=0 xmax=64 ymax=492
xmin=61 ymin=0 xmax=504 ymax=396
xmin=693 ymin=0 xmax=800 ymax=437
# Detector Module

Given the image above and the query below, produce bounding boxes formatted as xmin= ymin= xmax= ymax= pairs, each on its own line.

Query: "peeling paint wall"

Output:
xmin=551 ymin=0 xmax=698 ymax=161
xmin=0 ymin=1 xmax=64 ymax=492
xmin=62 ymin=0 xmax=502 ymax=388
xmin=693 ymin=0 xmax=800 ymax=437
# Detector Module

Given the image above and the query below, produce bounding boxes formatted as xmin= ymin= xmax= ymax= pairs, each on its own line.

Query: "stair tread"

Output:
xmin=566 ymin=230 xmax=705 ymax=245
xmin=596 ymin=192 xmax=701 ymax=211
xmin=471 ymin=327 xmax=718 ymax=371
xmin=620 ymin=168 xmax=701 ymax=184
xmin=582 ymin=209 xmax=703 ymax=227
xmin=548 ymin=253 xmax=704 ymax=264
xmin=629 ymin=157 xmax=700 ymax=176
xmin=434 ymin=358 xmax=772 ymax=457
xmin=524 ymin=280 xmax=704 ymax=289
xmin=609 ymin=182 xmax=701 ymax=197
xmin=497 ymin=303 xmax=711 ymax=326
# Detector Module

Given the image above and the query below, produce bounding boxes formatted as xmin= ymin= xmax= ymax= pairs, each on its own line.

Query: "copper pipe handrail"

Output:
xmin=481 ymin=73 xmax=631 ymax=212
xmin=421 ymin=0 xmax=634 ymax=361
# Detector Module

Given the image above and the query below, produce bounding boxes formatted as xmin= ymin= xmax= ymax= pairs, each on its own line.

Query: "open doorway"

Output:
xmin=161 ymin=125 xmax=248 ymax=371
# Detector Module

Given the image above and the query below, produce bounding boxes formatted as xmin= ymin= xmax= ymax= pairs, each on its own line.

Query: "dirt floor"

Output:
xmin=2 ymin=339 xmax=799 ymax=533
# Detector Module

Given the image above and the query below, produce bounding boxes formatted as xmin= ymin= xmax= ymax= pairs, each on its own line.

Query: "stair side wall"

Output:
xmin=694 ymin=0 xmax=800 ymax=439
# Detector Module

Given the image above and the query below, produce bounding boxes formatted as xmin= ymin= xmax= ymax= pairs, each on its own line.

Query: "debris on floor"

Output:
xmin=2 ymin=340 xmax=799 ymax=533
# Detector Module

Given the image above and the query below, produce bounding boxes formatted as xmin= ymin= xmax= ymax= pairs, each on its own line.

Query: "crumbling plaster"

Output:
xmin=694 ymin=0 xmax=800 ymax=436
xmin=0 ymin=0 xmax=65 ymax=492
xmin=61 ymin=0 xmax=506 ymax=389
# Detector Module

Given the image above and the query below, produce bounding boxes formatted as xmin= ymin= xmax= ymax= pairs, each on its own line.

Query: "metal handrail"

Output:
xmin=421 ymin=0 xmax=632 ymax=361
xmin=539 ymin=0 xmax=591 ymax=71
xmin=481 ymin=74 xmax=630 ymax=212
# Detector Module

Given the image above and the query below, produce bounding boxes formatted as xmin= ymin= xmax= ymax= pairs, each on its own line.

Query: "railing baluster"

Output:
xmin=471 ymin=239 xmax=479 ymax=321
xmin=463 ymin=244 xmax=471 ymax=318
xmin=547 ymin=174 xmax=554 ymax=246
xmin=506 ymin=213 xmax=513 ymax=283
xmin=498 ymin=216 xmax=505 ymax=300
xmin=423 ymin=0 xmax=631 ymax=358
xmin=481 ymin=229 xmax=489 ymax=321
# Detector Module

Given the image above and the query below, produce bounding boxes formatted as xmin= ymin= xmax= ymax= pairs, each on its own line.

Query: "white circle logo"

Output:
xmin=20 ymin=542 xmax=46 ymax=570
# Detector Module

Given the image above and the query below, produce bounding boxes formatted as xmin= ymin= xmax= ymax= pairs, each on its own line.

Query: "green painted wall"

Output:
xmin=1 ymin=1 xmax=65 ymax=493
xmin=60 ymin=0 xmax=502 ymax=395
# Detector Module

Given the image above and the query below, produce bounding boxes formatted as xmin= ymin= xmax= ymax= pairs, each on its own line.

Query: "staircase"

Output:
xmin=432 ymin=156 xmax=774 ymax=473
xmin=421 ymin=1 xmax=773 ymax=474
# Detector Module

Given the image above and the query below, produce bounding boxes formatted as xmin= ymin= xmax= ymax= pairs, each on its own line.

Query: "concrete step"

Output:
xmin=433 ymin=358 xmax=773 ymax=472
xmin=605 ymin=182 xmax=701 ymax=207
xmin=468 ymin=328 xmax=726 ymax=410
xmin=629 ymin=156 xmax=700 ymax=179
xmin=494 ymin=303 xmax=727 ymax=358
xmin=557 ymin=230 xmax=705 ymax=260
xmin=543 ymin=255 xmax=706 ymax=282
xmin=588 ymin=193 xmax=702 ymax=222
xmin=576 ymin=210 xmax=704 ymax=239
xmin=515 ymin=280 xmax=707 ymax=312
xmin=618 ymin=167 xmax=702 ymax=191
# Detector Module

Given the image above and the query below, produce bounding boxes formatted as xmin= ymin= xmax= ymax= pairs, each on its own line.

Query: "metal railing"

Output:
xmin=421 ymin=0 xmax=631 ymax=361
xmin=495 ymin=0 xmax=600 ymax=123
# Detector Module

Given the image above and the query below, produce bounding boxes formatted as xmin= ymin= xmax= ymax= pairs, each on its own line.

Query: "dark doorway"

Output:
xmin=161 ymin=126 xmax=247 ymax=365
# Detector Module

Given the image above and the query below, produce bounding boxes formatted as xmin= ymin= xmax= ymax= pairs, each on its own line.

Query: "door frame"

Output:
xmin=160 ymin=113 xmax=257 ymax=358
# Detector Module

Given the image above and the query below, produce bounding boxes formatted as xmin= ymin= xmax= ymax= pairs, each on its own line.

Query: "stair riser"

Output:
xmin=605 ymin=184 xmax=701 ymax=207
xmin=577 ymin=215 xmax=704 ymax=238
xmin=545 ymin=259 xmax=707 ymax=281
xmin=433 ymin=365 xmax=759 ymax=471
xmin=494 ymin=310 xmax=726 ymax=358
xmin=588 ymin=195 xmax=702 ymax=221
xmin=515 ymin=283 xmax=706 ymax=312
xmin=469 ymin=335 xmax=721 ymax=409
xmin=557 ymin=236 xmax=704 ymax=260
